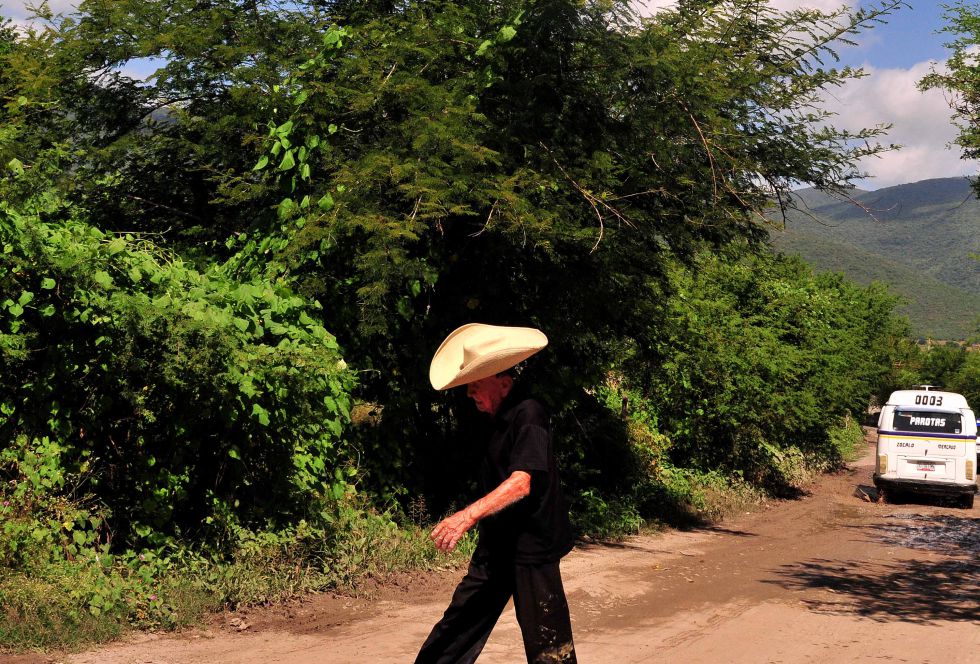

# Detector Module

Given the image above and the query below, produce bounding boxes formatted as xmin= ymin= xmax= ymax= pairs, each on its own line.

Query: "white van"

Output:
xmin=874 ymin=388 xmax=977 ymax=509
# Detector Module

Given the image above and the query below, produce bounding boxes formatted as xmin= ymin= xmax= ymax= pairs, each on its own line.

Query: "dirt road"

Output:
xmin=19 ymin=437 xmax=980 ymax=663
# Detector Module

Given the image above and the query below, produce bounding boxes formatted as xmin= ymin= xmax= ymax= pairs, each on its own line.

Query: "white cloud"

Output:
xmin=821 ymin=60 xmax=977 ymax=189
xmin=630 ymin=1 xmax=972 ymax=189
xmin=3 ymin=1 xmax=76 ymax=21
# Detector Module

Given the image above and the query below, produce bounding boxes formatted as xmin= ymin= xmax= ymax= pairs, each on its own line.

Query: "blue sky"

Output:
xmin=840 ymin=1 xmax=951 ymax=69
xmin=820 ymin=1 xmax=974 ymax=190
xmin=5 ymin=0 xmax=977 ymax=189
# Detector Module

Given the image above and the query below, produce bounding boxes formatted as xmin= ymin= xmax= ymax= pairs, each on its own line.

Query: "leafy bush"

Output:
xmin=828 ymin=415 xmax=867 ymax=464
xmin=1 ymin=570 xmax=128 ymax=650
xmin=0 ymin=438 xmax=212 ymax=648
xmin=947 ymin=350 xmax=980 ymax=408
xmin=561 ymin=379 xmax=767 ymax=535
xmin=191 ymin=498 xmax=476 ymax=609
xmin=0 ymin=431 xmax=473 ymax=648
xmin=554 ymin=248 xmax=904 ymax=535
xmin=620 ymin=250 xmax=902 ymax=485
xmin=114 ymin=0 xmax=903 ymax=509
xmin=0 ymin=204 xmax=354 ymax=548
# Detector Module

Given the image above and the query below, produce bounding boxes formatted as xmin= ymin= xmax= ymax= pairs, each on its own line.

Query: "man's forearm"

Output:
xmin=464 ymin=470 xmax=531 ymax=523
xmin=430 ymin=470 xmax=531 ymax=553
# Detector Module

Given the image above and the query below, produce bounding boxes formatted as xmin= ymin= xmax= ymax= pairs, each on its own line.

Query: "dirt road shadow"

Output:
xmin=768 ymin=513 xmax=979 ymax=624
xmin=863 ymin=513 xmax=980 ymax=556
xmin=770 ymin=556 xmax=979 ymax=623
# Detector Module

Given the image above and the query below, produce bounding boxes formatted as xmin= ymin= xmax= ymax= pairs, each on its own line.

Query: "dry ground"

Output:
xmin=6 ymin=433 xmax=978 ymax=663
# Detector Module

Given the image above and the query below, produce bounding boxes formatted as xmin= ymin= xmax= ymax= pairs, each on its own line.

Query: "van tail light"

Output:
xmin=967 ymin=459 xmax=974 ymax=481
xmin=878 ymin=455 xmax=888 ymax=474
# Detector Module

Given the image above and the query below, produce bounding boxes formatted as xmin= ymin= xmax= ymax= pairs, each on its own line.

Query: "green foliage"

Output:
xmin=884 ymin=341 xmax=980 ymax=409
xmin=921 ymin=1 xmax=980 ymax=194
xmin=556 ymin=246 xmax=900 ymax=533
xmin=191 ymin=498 xmax=475 ymax=609
xmin=0 ymin=421 xmax=471 ymax=647
xmin=772 ymin=226 xmax=980 ymax=341
xmin=565 ymin=377 xmax=765 ymax=534
xmin=1 ymin=1 xmax=913 ymax=509
xmin=0 ymin=435 xmax=212 ymax=645
xmin=208 ymin=0 xmax=907 ymax=507
xmin=1 ymin=570 xmax=128 ymax=650
xmin=0 ymin=436 xmax=102 ymax=573
xmin=0 ymin=200 xmax=354 ymax=546
xmin=947 ymin=350 xmax=980 ymax=408
xmin=827 ymin=414 xmax=867 ymax=464
xmin=571 ymin=490 xmax=643 ymax=540
xmin=620 ymin=249 xmax=902 ymax=484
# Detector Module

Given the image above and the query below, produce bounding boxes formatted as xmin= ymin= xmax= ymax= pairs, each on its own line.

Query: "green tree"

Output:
xmin=921 ymin=1 xmax=980 ymax=195
xmin=618 ymin=249 xmax=904 ymax=478
xmin=227 ymin=0 xmax=905 ymax=501
xmin=1 ymin=0 xmax=911 ymax=509
xmin=947 ymin=350 xmax=980 ymax=407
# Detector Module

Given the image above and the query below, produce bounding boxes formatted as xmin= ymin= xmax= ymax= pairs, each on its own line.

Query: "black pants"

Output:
xmin=414 ymin=556 xmax=576 ymax=664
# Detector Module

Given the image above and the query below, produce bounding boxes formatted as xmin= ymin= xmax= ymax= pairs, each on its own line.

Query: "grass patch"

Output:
xmin=0 ymin=556 xmax=211 ymax=651
xmin=0 ymin=497 xmax=473 ymax=652
xmin=0 ymin=570 xmax=124 ymax=650
xmin=193 ymin=507 xmax=475 ymax=609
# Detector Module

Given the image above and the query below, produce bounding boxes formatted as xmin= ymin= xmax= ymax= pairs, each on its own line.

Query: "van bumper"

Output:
xmin=873 ymin=475 xmax=978 ymax=497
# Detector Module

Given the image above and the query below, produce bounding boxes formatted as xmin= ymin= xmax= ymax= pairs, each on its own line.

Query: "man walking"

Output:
xmin=415 ymin=323 xmax=577 ymax=664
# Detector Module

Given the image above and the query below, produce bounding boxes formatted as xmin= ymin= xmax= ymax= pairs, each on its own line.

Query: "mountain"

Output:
xmin=769 ymin=177 xmax=980 ymax=340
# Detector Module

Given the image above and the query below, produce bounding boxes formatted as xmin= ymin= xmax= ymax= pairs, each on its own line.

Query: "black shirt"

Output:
xmin=474 ymin=394 xmax=574 ymax=565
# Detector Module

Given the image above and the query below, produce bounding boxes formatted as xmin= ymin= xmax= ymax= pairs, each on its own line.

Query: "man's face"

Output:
xmin=466 ymin=374 xmax=513 ymax=415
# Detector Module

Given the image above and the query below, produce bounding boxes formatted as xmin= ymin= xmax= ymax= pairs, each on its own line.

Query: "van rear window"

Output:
xmin=893 ymin=410 xmax=962 ymax=434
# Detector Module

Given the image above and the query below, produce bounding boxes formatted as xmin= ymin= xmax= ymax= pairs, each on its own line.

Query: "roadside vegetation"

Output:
xmin=3 ymin=0 xmax=975 ymax=651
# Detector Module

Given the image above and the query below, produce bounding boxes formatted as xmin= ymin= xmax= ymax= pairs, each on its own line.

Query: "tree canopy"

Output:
xmin=921 ymin=1 xmax=980 ymax=195
xmin=1 ymin=0 xmax=911 ymax=532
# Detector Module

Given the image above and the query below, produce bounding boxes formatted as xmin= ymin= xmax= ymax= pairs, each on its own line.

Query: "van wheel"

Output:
xmin=961 ymin=494 xmax=975 ymax=510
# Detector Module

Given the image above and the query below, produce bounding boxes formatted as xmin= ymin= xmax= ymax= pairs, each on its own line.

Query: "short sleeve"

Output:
xmin=508 ymin=423 xmax=550 ymax=474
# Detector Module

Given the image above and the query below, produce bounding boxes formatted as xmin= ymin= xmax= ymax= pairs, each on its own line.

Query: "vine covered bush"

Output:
xmin=0 ymin=202 xmax=355 ymax=552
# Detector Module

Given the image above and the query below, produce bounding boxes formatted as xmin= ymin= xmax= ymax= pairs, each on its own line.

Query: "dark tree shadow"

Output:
xmin=768 ymin=556 xmax=979 ymax=624
xmin=880 ymin=490 xmax=972 ymax=509
xmin=575 ymin=539 xmax=665 ymax=552
xmin=768 ymin=513 xmax=980 ymax=624
xmin=696 ymin=525 xmax=758 ymax=538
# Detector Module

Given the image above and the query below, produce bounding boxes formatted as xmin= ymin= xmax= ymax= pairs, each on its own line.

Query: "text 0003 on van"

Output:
xmin=874 ymin=388 xmax=977 ymax=509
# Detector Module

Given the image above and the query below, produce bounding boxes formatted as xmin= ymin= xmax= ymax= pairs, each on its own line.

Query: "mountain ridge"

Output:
xmin=770 ymin=177 xmax=980 ymax=339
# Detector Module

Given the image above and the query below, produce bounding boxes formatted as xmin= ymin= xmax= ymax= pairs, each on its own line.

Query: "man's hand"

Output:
xmin=430 ymin=509 xmax=476 ymax=553
xmin=429 ymin=471 xmax=531 ymax=554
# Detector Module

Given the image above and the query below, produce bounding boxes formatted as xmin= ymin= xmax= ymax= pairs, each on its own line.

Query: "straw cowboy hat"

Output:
xmin=429 ymin=323 xmax=548 ymax=390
